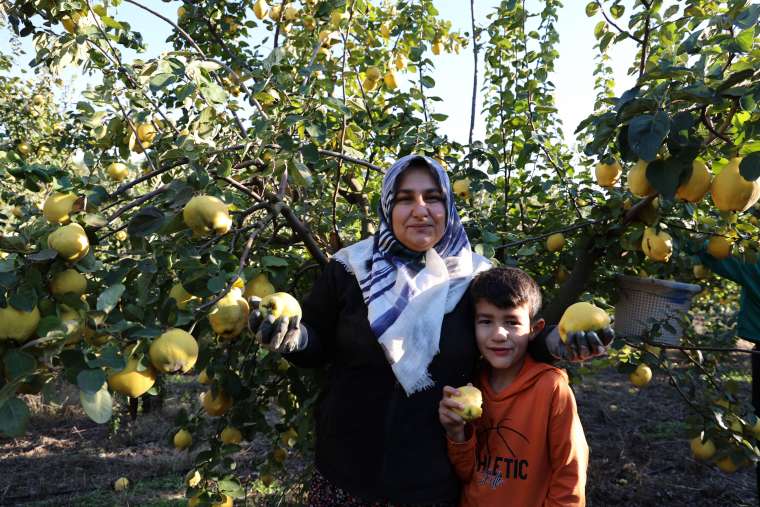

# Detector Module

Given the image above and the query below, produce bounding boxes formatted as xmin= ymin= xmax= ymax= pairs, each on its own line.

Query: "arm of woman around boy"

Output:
xmin=545 ymin=377 xmax=589 ymax=507
xmin=439 ymin=386 xmax=477 ymax=482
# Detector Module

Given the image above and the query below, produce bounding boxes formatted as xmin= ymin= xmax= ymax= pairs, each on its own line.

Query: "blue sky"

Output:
xmin=1 ymin=1 xmax=638 ymax=147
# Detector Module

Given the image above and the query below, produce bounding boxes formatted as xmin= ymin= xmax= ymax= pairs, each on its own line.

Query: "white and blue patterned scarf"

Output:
xmin=334 ymin=154 xmax=490 ymax=395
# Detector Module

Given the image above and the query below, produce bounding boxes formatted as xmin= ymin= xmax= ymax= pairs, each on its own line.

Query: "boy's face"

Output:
xmin=474 ymin=299 xmax=545 ymax=372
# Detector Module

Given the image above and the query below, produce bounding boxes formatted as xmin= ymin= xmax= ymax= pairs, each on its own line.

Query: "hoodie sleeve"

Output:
xmin=698 ymin=249 xmax=755 ymax=285
xmin=544 ymin=376 xmax=589 ymax=507
xmin=284 ymin=260 xmax=343 ymax=368
xmin=446 ymin=429 xmax=477 ymax=482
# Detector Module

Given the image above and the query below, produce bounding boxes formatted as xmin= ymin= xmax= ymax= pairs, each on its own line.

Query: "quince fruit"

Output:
xmin=177 ymin=5 xmax=186 ymax=18
xmin=220 ymin=426 xmax=243 ymax=444
xmin=628 ymin=160 xmax=655 ymax=197
xmin=270 ymin=4 xmax=282 ymax=21
xmin=173 ymin=428 xmax=192 ymax=450
xmin=693 ymin=264 xmax=710 ymax=279
xmin=48 ymin=223 xmax=90 ymax=262
xmin=362 ymin=77 xmax=379 ymax=91
xmin=189 ymin=494 xmax=233 ymax=507
xmin=394 ymin=53 xmax=408 ymax=71
xmin=546 ymin=233 xmax=565 ymax=252
xmin=107 ymin=355 xmax=156 ymax=398
xmin=706 ymin=235 xmax=732 ymax=259
xmin=595 ymin=160 xmax=622 ymax=187
xmin=629 ymin=363 xmax=652 ymax=387
xmin=283 ymin=4 xmax=298 ymax=21
xmin=198 ymin=368 xmax=212 ymax=384
xmin=260 ymin=292 xmax=302 ymax=320
xmin=716 ymin=456 xmax=738 ymax=473
xmin=446 ymin=385 xmax=483 ymax=421
xmin=254 ymin=0 xmax=269 ymax=20
xmin=558 ymin=302 xmax=610 ymax=342
xmin=641 ymin=227 xmax=672 ymax=262
xmin=43 ymin=192 xmax=78 ymax=224
xmin=711 ymin=157 xmax=760 ymax=212
xmin=50 ymin=268 xmax=87 ymax=297
xmin=208 ymin=287 xmax=250 ymax=340
xmin=0 ymin=305 xmax=40 ymax=342
xmin=452 ymin=178 xmax=471 ymax=199
xmin=366 ymin=66 xmax=382 ymax=81
xmin=432 ymin=41 xmax=443 ymax=55
xmin=169 ymin=283 xmax=199 ymax=310
xmin=17 ymin=142 xmax=31 ymax=156
xmin=676 ymin=160 xmax=712 ymax=203
xmin=384 ymin=70 xmax=398 ymax=90
xmin=113 ymin=477 xmax=129 ymax=492
xmin=149 ymin=328 xmax=199 ymax=373
xmin=244 ymin=273 xmax=275 ymax=299
xmin=201 ymin=388 xmax=232 ymax=416
xmin=690 ymin=437 xmax=716 ymax=460
xmin=106 ymin=162 xmax=129 ymax=182
xmin=183 ymin=195 xmax=232 ymax=236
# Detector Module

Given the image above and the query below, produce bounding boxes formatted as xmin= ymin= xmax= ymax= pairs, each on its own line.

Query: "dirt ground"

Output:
xmin=1 ymin=349 xmax=757 ymax=507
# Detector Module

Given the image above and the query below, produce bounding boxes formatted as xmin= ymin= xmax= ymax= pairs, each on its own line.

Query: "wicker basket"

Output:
xmin=614 ymin=275 xmax=702 ymax=345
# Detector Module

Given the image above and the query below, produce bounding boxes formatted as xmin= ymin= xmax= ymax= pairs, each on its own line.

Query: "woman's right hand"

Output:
xmin=439 ymin=386 xmax=466 ymax=443
xmin=248 ymin=296 xmax=308 ymax=353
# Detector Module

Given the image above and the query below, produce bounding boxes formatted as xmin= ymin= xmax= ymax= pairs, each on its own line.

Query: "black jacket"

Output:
xmin=288 ymin=260 xmax=552 ymax=504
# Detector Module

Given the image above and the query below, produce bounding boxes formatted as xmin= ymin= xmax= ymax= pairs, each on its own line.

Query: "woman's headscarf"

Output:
xmin=334 ymin=154 xmax=491 ymax=395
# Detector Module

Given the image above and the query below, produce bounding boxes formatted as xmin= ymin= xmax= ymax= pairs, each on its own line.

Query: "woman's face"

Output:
xmin=391 ymin=167 xmax=446 ymax=252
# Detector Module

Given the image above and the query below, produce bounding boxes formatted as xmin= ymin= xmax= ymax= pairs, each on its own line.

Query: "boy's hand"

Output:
xmin=439 ymin=386 xmax=467 ymax=442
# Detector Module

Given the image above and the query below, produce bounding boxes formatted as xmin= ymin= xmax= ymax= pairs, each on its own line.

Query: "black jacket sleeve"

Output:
xmin=529 ymin=324 xmax=557 ymax=364
xmin=285 ymin=260 xmax=344 ymax=368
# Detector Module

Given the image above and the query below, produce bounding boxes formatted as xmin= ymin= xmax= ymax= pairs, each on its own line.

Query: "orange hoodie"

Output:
xmin=447 ymin=355 xmax=588 ymax=507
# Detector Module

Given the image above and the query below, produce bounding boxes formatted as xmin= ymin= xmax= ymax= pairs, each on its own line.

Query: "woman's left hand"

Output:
xmin=546 ymin=326 xmax=614 ymax=361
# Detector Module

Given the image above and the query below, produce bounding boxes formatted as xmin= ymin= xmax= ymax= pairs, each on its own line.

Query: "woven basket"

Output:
xmin=614 ymin=275 xmax=702 ymax=345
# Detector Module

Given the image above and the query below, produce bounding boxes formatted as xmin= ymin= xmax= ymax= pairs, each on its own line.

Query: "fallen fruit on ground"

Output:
xmin=447 ymin=385 xmax=483 ymax=421
xmin=149 ymin=328 xmax=199 ymax=373
xmin=113 ymin=477 xmax=129 ymax=491
xmin=558 ymin=302 xmax=610 ymax=342
xmin=716 ymin=456 xmax=739 ymax=473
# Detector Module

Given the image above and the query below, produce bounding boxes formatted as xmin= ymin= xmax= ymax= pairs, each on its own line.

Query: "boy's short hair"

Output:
xmin=471 ymin=267 xmax=542 ymax=319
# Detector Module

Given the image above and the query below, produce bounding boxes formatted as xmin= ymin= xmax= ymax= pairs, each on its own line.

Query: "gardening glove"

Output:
xmin=545 ymin=325 xmax=614 ymax=361
xmin=248 ymin=296 xmax=308 ymax=353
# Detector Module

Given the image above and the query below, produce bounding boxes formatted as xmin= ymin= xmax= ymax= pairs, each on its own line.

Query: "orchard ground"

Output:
xmin=0 ymin=344 xmax=756 ymax=507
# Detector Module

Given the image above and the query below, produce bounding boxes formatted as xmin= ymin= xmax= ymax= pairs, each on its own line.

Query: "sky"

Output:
xmin=1 ymin=1 xmax=639 ymax=148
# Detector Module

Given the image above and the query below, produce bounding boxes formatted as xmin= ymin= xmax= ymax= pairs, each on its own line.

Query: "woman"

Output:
xmin=250 ymin=154 xmax=609 ymax=506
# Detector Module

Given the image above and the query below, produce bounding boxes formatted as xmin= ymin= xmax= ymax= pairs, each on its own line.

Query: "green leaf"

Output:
xmin=593 ymin=20 xmax=606 ymax=39
xmin=149 ymin=73 xmax=176 ymax=92
xmin=261 ymin=256 xmax=289 ymax=267
xmin=289 ymin=159 xmax=313 ymax=187
xmin=9 ymin=284 xmax=37 ymax=312
xmin=97 ymin=284 xmax=126 ymax=313
xmin=2 ymin=349 xmax=36 ymax=381
xmin=739 ymin=153 xmax=760 ymax=181
xmin=0 ymin=398 xmax=30 ymax=437
xmin=77 ymin=368 xmax=107 ymax=394
xmin=128 ymin=206 xmax=165 ymax=237
xmin=585 ymin=2 xmax=599 ymax=17
xmin=646 ymin=158 xmax=684 ymax=200
xmin=420 ymin=75 xmax=435 ymax=88
xmin=610 ymin=5 xmax=624 ymax=19
xmin=627 ymin=112 xmax=670 ymax=162
xmin=80 ymin=387 xmax=112 ymax=424
xmin=27 ymin=248 xmax=59 ymax=262
xmin=734 ymin=27 xmax=755 ymax=53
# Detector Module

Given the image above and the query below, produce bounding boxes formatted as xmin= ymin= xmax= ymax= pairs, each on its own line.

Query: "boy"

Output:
xmin=439 ymin=267 xmax=588 ymax=507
